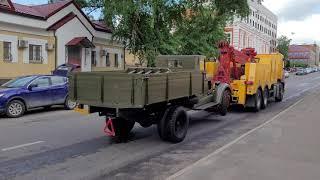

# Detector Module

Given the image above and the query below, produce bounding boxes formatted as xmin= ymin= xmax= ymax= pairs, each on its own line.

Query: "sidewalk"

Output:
xmin=170 ymin=91 xmax=320 ymax=180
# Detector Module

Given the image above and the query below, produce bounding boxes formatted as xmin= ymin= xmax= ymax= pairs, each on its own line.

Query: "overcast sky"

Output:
xmin=13 ymin=0 xmax=319 ymax=44
xmin=263 ymin=0 xmax=320 ymax=44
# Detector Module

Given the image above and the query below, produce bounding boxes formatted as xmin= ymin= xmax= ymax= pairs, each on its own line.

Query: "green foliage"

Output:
xmin=277 ymin=35 xmax=291 ymax=60
xmin=66 ymin=0 xmax=249 ymax=66
xmin=285 ymin=60 xmax=291 ymax=68
xmin=104 ymin=0 xmax=185 ymax=66
xmin=292 ymin=62 xmax=308 ymax=68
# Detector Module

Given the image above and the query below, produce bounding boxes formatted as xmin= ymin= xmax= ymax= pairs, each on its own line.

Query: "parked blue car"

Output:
xmin=0 ymin=75 xmax=77 ymax=118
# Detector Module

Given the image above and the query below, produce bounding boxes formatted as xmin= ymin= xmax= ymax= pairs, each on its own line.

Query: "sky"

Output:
xmin=12 ymin=0 xmax=320 ymax=44
xmin=263 ymin=0 xmax=320 ymax=44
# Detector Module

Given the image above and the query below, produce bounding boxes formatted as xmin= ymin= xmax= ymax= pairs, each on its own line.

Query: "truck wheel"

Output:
xmin=218 ymin=90 xmax=231 ymax=116
xmin=253 ymin=89 xmax=262 ymax=112
xmin=166 ymin=106 xmax=189 ymax=143
xmin=113 ymin=118 xmax=135 ymax=142
xmin=275 ymin=83 xmax=284 ymax=102
xmin=157 ymin=107 xmax=175 ymax=141
xmin=6 ymin=100 xmax=26 ymax=118
xmin=261 ymin=88 xmax=268 ymax=109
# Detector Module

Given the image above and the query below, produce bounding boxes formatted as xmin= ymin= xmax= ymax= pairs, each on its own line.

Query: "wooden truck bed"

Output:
xmin=69 ymin=69 xmax=205 ymax=109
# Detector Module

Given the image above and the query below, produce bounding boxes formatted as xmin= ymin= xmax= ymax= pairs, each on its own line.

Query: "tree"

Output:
xmin=48 ymin=0 xmax=103 ymax=15
xmin=104 ymin=0 xmax=185 ymax=66
xmin=277 ymin=35 xmax=291 ymax=67
xmin=277 ymin=35 xmax=291 ymax=60
xmin=103 ymin=0 xmax=250 ymax=66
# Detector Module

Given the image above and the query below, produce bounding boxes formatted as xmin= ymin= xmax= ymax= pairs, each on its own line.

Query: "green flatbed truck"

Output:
xmin=70 ymin=55 xmax=231 ymax=143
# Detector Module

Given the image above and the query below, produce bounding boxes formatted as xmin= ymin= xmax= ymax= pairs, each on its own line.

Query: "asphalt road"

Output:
xmin=0 ymin=72 xmax=320 ymax=180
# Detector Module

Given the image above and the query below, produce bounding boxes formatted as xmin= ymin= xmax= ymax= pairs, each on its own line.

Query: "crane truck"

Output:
xmin=70 ymin=42 xmax=284 ymax=143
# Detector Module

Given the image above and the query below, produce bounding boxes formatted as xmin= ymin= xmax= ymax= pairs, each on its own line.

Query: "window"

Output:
xmin=105 ymin=53 xmax=110 ymax=67
xmin=51 ymin=76 xmax=66 ymax=86
xmin=2 ymin=76 xmax=35 ymax=88
xmin=31 ymin=77 xmax=50 ymax=88
xmin=91 ymin=51 xmax=96 ymax=66
xmin=114 ymin=54 xmax=119 ymax=68
xmin=3 ymin=41 xmax=12 ymax=61
xmin=29 ymin=44 xmax=42 ymax=63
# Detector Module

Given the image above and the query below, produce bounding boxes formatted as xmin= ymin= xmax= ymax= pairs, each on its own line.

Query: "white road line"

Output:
xmin=167 ymin=98 xmax=304 ymax=180
xmin=1 ymin=141 xmax=45 ymax=152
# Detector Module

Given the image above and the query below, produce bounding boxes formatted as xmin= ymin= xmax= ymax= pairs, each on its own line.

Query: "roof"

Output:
xmin=92 ymin=20 xmax=112 ymax=32
xmin=66 ymin=37 xmax=95 ymax=48
xmin=47 ymin=12 xmax=77 ymax=30
xmin=11 ymin=0 xmax=73 ymax=19
xmin=0 ymin=0 xmax=112 ymax=33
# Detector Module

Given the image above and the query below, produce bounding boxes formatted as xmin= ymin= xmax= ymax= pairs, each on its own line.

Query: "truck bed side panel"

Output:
xmin=168 ymin=72 xmax=191 ymax=100
xmin=103 ymin=73 xmax=135 ymax=107
xmin=77 ymin=74 xmax=103 ymax=103
xmin=147 ymin=74 xmax=168 ymax=105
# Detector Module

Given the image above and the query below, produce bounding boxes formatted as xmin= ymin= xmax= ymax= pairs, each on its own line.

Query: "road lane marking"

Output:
xmin=167 ymin=98 xmax=304 ymax=180
xmin=1 ymin=141 xmax=45 ymax=152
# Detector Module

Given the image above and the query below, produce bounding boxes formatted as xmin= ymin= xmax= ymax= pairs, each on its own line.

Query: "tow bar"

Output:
xmin=104 ymin=117 xmax=115 ymax=137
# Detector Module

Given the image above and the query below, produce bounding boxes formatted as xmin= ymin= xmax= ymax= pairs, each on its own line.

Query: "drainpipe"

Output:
xmin=54 ymin=31 xmax=58 ymax=68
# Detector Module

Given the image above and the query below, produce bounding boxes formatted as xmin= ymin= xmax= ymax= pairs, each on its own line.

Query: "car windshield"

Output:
xmin=1 ymin=76 xmax=35 ymax=88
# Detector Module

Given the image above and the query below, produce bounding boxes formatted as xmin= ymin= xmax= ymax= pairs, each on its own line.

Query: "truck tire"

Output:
xmin=166 ymin=106 xmax=189 ymax=143
xmin=275 ymin=83 xmax=284 ymax=102
xmin=113 ymin=118 xmax=135 ymax=142
xmin=253 ymin=89 xmax=262 ymax=112
xmin=261 ymin=88 xmax=268 ymax=109
xmin=217 ymin=90 xmax=231 ymax=116
xmin=157 ymin=106 xmax=175 ymax=141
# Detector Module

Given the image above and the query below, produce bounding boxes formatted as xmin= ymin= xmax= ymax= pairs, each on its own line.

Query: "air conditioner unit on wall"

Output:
xmin=18 ymin=40 xmax=28 ymax=48
xmin=45 ymin=43 xmax=55 ymax=51
xmin=100 ymin=50 xmax=107 ymax=56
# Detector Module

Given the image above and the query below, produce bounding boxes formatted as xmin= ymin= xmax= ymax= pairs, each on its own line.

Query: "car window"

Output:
xmin=2 ymin=76 xmax=35 ymax=88
xmin=31 ymin=77 xmax=50 ymax=88
xmin=51 ymin=76 xmax=66 ymax=86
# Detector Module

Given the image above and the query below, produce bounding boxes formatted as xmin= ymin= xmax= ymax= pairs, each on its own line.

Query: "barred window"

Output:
xmin=91 ymin=51 xmax=97 ymax=66
xmin=3 ymin=41 xmax=12 ymax=61
xmin=105 ymin=53 xmax=110 ymax=67
xmin=114 ymin=54 xmax=119 ymax=68
xmin=29 ymin=44 xmax=42 ymax=63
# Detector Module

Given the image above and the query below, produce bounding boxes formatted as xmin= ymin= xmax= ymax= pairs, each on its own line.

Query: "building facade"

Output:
xmin=225 ymin=0 xmax=278 ymax=54
xmin=288 ymin=44 xmax=320 ymax=67
xmin=0 ymin=0 xmax=124 ymax=80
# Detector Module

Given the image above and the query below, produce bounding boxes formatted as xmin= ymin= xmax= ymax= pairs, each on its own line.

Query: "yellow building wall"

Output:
xmin=0 ymin=30 xmax=55 ymax=79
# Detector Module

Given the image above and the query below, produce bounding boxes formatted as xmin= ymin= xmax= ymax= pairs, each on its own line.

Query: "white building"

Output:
xmin=0 ymin=0 xmax=124 ymax=80
xmin=225 ymin=0 xmax=278 ymax=54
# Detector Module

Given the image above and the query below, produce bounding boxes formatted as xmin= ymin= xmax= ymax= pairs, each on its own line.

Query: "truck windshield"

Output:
xmin=1 ymin=76 xmax=35 ymax=88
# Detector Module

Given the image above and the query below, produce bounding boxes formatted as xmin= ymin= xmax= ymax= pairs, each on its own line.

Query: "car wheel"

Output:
xmin=64 ymin=96 xmax=77 ymax=110
xmin=6 ymin=100 xmax=26 ymax=118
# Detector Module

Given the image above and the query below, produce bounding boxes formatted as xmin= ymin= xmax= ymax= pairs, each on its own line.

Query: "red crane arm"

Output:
xmin=213 ymin=42 xmax=257 ymax=85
